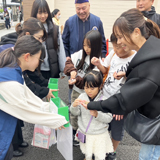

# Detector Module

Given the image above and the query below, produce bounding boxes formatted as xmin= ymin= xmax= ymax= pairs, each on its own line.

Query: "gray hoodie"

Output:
xmin=70 ymin=91 xmax=113 ymax=135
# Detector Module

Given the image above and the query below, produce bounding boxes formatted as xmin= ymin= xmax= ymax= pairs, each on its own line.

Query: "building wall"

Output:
xmin=54 ymin=0 xmax=136 ymax=46
xmin=23 ymin=0 xmax=34 ymax=20
xmin=24 ymin=0 xmax=160 ymax=43
xmin=154 ymin=0 xmax=160 ymax=13
xmin=46 ymin=0 xmax=54 ymax=12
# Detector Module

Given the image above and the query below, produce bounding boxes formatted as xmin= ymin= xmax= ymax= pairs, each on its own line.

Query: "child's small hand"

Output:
xmin=73 ymin=99 xmax=81 ymax=107
xmin=70 ymin=71 xmax=77 ymax=79
xmin=113 ymin=71 xmax=126 ymax=80
xmin=68 ymin=79 xmax=76 ymax=85
xmin=90 ymin=110 xmax=98 ymax=117
xmin=113 ymin=114 xmax=124 ymax=121
xmin=91 ymin=57 xmax=100 ymax=66
xmin=80 ymin=100 xmax=89 ymax=110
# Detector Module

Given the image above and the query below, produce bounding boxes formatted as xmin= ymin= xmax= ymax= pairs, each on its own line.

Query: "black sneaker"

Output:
xmin=105 ymin=152 xmax=117 ymax=160
xmin=73 ymin=139 xmax=80 ymax=147
xmin=19 ymin=141 xmax=28 ymax=148
xmin=13 ymin=150 xmax=23 ymax=157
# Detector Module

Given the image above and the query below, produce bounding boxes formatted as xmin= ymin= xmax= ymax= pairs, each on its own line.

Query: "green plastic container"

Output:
xmin=51 ymin=97 xmax=70 ymax=128
xmin=48 ymin=78 xmax=58 ymax=97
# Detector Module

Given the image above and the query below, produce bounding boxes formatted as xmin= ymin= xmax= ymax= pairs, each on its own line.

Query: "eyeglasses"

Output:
xmin=34 ymin=36 xmax=44 ymax=42
xmin=39 ymin=58 xmax=44 ymax=62
xmin=30 ymin=54 xmax=44 ymax=62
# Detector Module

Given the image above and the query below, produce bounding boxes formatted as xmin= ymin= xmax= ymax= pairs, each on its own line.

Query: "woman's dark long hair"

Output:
xmin=113 ymin=8 xmax=160 ymax=46
xmin=31 ymin=0 xmax=58 ymax=50
xmin=15 ymin=17 xmax=47 ymax=41
xmin=0 ymin=35 xmax=43 ymax=68
xmin=77 ymin=30 xmax=102 ymax=72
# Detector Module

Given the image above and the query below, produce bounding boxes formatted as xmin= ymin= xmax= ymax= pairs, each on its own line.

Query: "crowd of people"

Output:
xmin=0 ymin=0 xmax=160 ymax=160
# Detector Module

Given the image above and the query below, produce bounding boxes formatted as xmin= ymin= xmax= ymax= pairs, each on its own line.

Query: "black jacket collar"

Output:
xmin=142 ymin=6 xmax=156 ymax=18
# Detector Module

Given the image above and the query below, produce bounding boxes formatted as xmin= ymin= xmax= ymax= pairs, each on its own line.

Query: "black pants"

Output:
xmin=5 ymin=19 xmax=10 ymax=29
xmin=12 ymin=119 xmax=24 ymax=150
xmin=4 ymin=143 xmax=13 ymax=160
xmin=41 ymin=70 xmax=51 ymax=80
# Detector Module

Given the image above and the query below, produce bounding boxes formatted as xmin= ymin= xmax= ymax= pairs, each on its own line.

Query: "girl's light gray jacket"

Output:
xmin=70 ymin=91 xmax=113 ymax=135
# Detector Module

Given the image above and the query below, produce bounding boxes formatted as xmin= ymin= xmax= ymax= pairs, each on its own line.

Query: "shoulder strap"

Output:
xmin=103 ymin=52 xmax=116 ymax=84
xmin=85 ymin=116 xmax=93 ymax=133
xmin=85 ymin=95 xmax=103 ymax=133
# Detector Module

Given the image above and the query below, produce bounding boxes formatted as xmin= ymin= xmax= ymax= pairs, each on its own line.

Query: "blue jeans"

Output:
xmin=139 ymin=144 xmax=160 ymax=160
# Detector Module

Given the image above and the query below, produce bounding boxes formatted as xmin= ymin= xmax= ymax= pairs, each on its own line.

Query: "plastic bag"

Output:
xmin=49 ymin=129 xmax=57 ymax=147
xmin=32 ymin=124 xmax=52 ymax=149
xmin=49 ymin=99 xmax=58 ymax=114
xmin=32 ymin=100 xmax=58 ymax=149
xmin=57 ymin=125 xmax=73 ymax=160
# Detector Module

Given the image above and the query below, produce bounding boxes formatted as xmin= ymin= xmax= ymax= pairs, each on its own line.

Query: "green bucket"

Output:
xmin=51 ymin=97 xmax=70 ymax=127
xmin=48 ymin=78 xmax=58 ymax=97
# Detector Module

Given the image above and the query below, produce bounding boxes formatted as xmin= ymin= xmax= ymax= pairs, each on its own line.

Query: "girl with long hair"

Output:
xmin=64 ymin=30 xmax=102 ymax=144
xmin=31 ymin=0 xmax=66 ymax=79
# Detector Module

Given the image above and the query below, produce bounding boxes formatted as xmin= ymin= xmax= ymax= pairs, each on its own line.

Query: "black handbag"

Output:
xmin=124 ymin=110 xmax=160 ymax=145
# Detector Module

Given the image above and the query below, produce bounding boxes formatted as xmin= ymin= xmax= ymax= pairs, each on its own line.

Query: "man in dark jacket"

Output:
xmin=62 ymin=0 xmax=107 ymax=61
xmin=136 ymin=0 xmax=160 ymax=28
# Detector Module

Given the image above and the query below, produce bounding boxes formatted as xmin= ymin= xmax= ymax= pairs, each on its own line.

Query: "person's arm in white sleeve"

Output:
xmin=0 ymin=82 xmax=68 ymax=129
